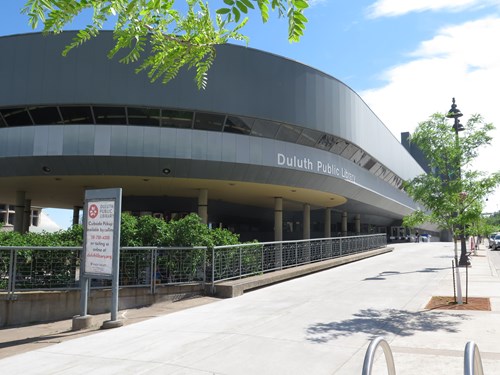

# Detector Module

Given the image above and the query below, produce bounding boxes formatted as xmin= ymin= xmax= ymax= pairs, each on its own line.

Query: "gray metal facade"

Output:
xmin=0 ymin=32 xmax=428 ymax=239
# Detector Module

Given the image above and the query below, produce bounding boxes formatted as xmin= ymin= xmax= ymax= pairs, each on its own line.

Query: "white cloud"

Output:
xmin=367 ymin=0 xmax=500 ymax=18
xmin=360 ymin=17 xmax=500 ymax=212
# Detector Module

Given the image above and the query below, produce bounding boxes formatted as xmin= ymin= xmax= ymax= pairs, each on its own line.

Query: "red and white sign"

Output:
xmin=85 ymin=200 xmax=115 ymax=275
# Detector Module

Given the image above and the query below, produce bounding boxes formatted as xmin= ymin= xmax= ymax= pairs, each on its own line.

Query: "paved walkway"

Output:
xmin=1 ymin=242 xmax=500 ymax=374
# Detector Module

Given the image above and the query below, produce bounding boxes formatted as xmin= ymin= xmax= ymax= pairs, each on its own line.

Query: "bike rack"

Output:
xmin=464 ymin=341 xmax=484 ymax=375
xmin=362 ymin=337 xmax=485 ymax=375
xmin=362 ymin=336 xmax=396 ymax=375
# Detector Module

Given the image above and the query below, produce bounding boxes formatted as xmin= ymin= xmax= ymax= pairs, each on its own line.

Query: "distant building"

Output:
xmin=401 ymin=132 xmax=431 ymax=174
xmin=0 ymin=204 xmax=41 ymax=232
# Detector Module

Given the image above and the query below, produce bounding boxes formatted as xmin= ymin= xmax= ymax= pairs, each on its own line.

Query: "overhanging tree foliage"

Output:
xmin=22 ymin=0 xmax=309 ymax=89
xmin=403 ymin=113 xmax=500 ymax=242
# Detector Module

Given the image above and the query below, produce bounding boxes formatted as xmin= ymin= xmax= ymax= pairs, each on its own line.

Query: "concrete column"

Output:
xmin=274 ymin=197 xmax=283 ymax=242
xmin=197 ymin=189 xmax=208 ymax=224
xmin=2 ymin=204 xmax=9 ymax=225
xmin=324 ymin=208 xmax=331 ymax=238
xmin=341 ymin=211 xmax=348 ymax=237
xmin=23 ymin=199 xmax=32 ymax=233
xmin=14 ymin=191 xmax=25 ymax=233
xmin=73 ymin=206 xmax=81 ymax=226
xmin=303 ymin=203 xmax=310 ymax=240
xmin=355 ymin=214 xmax=361 ymax=235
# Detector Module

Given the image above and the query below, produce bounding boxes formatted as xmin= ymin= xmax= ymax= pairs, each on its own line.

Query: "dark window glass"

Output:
xmin=317 ymin=134 xmax=336 ymax=150
xmin=60 ymin=106 xmax=94 ymax=124
xmin=297 ymin=128 xmax=322 ymax=147
xmin=127 ymin=107 xmax=160 ymax=126
xmin=93 ymin=106 xmax=126 ymax=125
xmin=0 ymin=107 xmax=33 ymax=126
xmin=275 ymin=124 xmax=302 ymax=143
xmin=250 ymin=119 xmax=280 ymax=138
xmin=363 ymin=158 xmax=377 ymax=171
xmin=160 ymin=110 xmax=193 ymax=128
xmin=0 ymin=113 xmax=6 ymax=127
xmin=224 ymin=116 xmax=253 ymax=135
xmin=194 ymin=112 xmax=225 ymax=131
xmin=28 ymin=106 xmax=62 ymax=125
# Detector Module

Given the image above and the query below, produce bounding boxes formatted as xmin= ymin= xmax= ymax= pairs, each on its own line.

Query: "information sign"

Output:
xmin=85 ymin=200 xmax=115 ymax=276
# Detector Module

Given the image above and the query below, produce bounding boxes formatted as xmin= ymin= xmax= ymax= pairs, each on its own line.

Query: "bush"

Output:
xmin=0 ymin=212 xmax=241 ymax=248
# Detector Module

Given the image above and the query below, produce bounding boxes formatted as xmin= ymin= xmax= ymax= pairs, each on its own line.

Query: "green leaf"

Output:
xmin=216 ymin=8 xmax=231 ymax=14
xmin=236 ymin=1 xmax=248 ymax=13
xmin=232 ymin=7 xmax=241 ymax=22
xmin=294 ymin=0 xmax=309 ymax=9
xmin=240 ymin=0 xmax=255 ymax=9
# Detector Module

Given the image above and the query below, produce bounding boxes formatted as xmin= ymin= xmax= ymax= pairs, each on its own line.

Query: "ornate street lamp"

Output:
xmin=446 ymin=98 xmax=470 ymax=266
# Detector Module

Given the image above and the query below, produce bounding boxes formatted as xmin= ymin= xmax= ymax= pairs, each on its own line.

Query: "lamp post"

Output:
xmin=446 ymin=98 xmax=470 ymax=267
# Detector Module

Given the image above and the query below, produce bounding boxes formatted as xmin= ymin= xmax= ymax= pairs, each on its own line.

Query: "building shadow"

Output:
xmin=305 ymin=308 xmax=470 ymax=343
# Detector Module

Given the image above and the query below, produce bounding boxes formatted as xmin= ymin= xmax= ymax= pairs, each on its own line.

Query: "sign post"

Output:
xmin=72 ymin=188 xmax=122 ymax=330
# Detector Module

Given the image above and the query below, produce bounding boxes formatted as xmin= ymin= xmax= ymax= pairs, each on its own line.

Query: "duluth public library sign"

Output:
xmin=277 ymin=153 xmax=356 ymax=182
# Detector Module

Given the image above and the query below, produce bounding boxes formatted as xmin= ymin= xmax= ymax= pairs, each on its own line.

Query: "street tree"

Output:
xmin=403 ymin=113 xmax=500 ymax=257
xmin=22 ymin=0 xmax=309 ymax=89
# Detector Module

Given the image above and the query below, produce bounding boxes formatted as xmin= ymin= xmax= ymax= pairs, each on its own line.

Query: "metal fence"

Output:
xmin=211 ymin=234 xmax=387 ymax=284
xmin=0 ymin=234 xmax=386 ymax=295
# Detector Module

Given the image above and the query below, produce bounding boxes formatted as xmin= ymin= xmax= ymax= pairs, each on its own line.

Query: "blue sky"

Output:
xmin=1 ymin=0 xmax=500 ymax=228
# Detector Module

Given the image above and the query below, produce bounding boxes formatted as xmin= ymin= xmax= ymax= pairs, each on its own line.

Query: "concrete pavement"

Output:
xmin=1 ymin=241 xmax=500 ymax=374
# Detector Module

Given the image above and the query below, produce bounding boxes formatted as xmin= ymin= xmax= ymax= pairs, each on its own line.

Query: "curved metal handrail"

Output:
xmin=464 ymin=341 xmax=484 ymax=375
xmin=362 ymin=336 xmax=396 ymax=375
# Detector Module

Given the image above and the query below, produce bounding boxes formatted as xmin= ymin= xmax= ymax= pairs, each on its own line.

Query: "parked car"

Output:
xmin=493 ymin=234 xmax=500 ymax=250
xmin=488 ymin=233 xmax=499 ymax=248
xmin=420 ymin=233 xmax=431 ymax=242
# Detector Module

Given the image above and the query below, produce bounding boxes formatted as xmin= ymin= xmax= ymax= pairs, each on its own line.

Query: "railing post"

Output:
xmin=211 ymin=246 xmax=215 ymax=294
xmin=239 ymin=246 xmax=242 ymax=278
xmin=295 ymin=242 xmax=299 ymax=265
xmin=151 ymin=248 xmax=157 ymax=295
xmin=203 ymin=246 xmax=207 ymax=286
xmin=339 ymin=237 xmax=343 ymax=256
xmin=7 ymin=248 xmax=14 ymax=297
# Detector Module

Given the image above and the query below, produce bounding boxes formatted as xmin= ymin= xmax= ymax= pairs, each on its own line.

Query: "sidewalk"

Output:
xmin=1 ymin=242 xmax=499 ymax=374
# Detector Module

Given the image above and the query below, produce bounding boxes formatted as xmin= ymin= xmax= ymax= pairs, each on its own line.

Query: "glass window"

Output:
xmin=193 ymin=112 xmax=225 ymax=132
xmin=340 ymin=143 xmax=358 ymax=160
xmin=160 ymin=110 xmax=193 ymax=128
xmin=330 ymin=138 xmax=349 ymax=154
xmin=127 ymin=107 xmax=160 ymax=126
xmin=275 ymin=123 xmax=302 ymax=143
xmin=28 ymin=106 xmax=62 ymax=125
xmin=297 ymin=128 xmax=322 ymax=147
xmin=224 ymin=116 xmax=253 ymax=135
xmin=0 ymin=107 xmax=33 ymax=126
xmin=349 ymin=149 xmax=364 ymax=163
xmin=250 ymin=119 xmax=280 ymax=138
xmin=0 ymin=113 xmax=6 ymax=127
xmin=93 ymin=106 xmax=127 ymax=125
xmin=317 ymin=134 xmax=336 ymax=150
xmin=363 ymin=158 xmax=377 ymax=171
xmin=60 ymin=106 xmax=94 ymax=124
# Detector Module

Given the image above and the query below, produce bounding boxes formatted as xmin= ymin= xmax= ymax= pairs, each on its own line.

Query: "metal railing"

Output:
xmin=0 ymin=234 xmax=386 ymax=295
xmin=211 ymin=234 xmax=387 ymax=285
